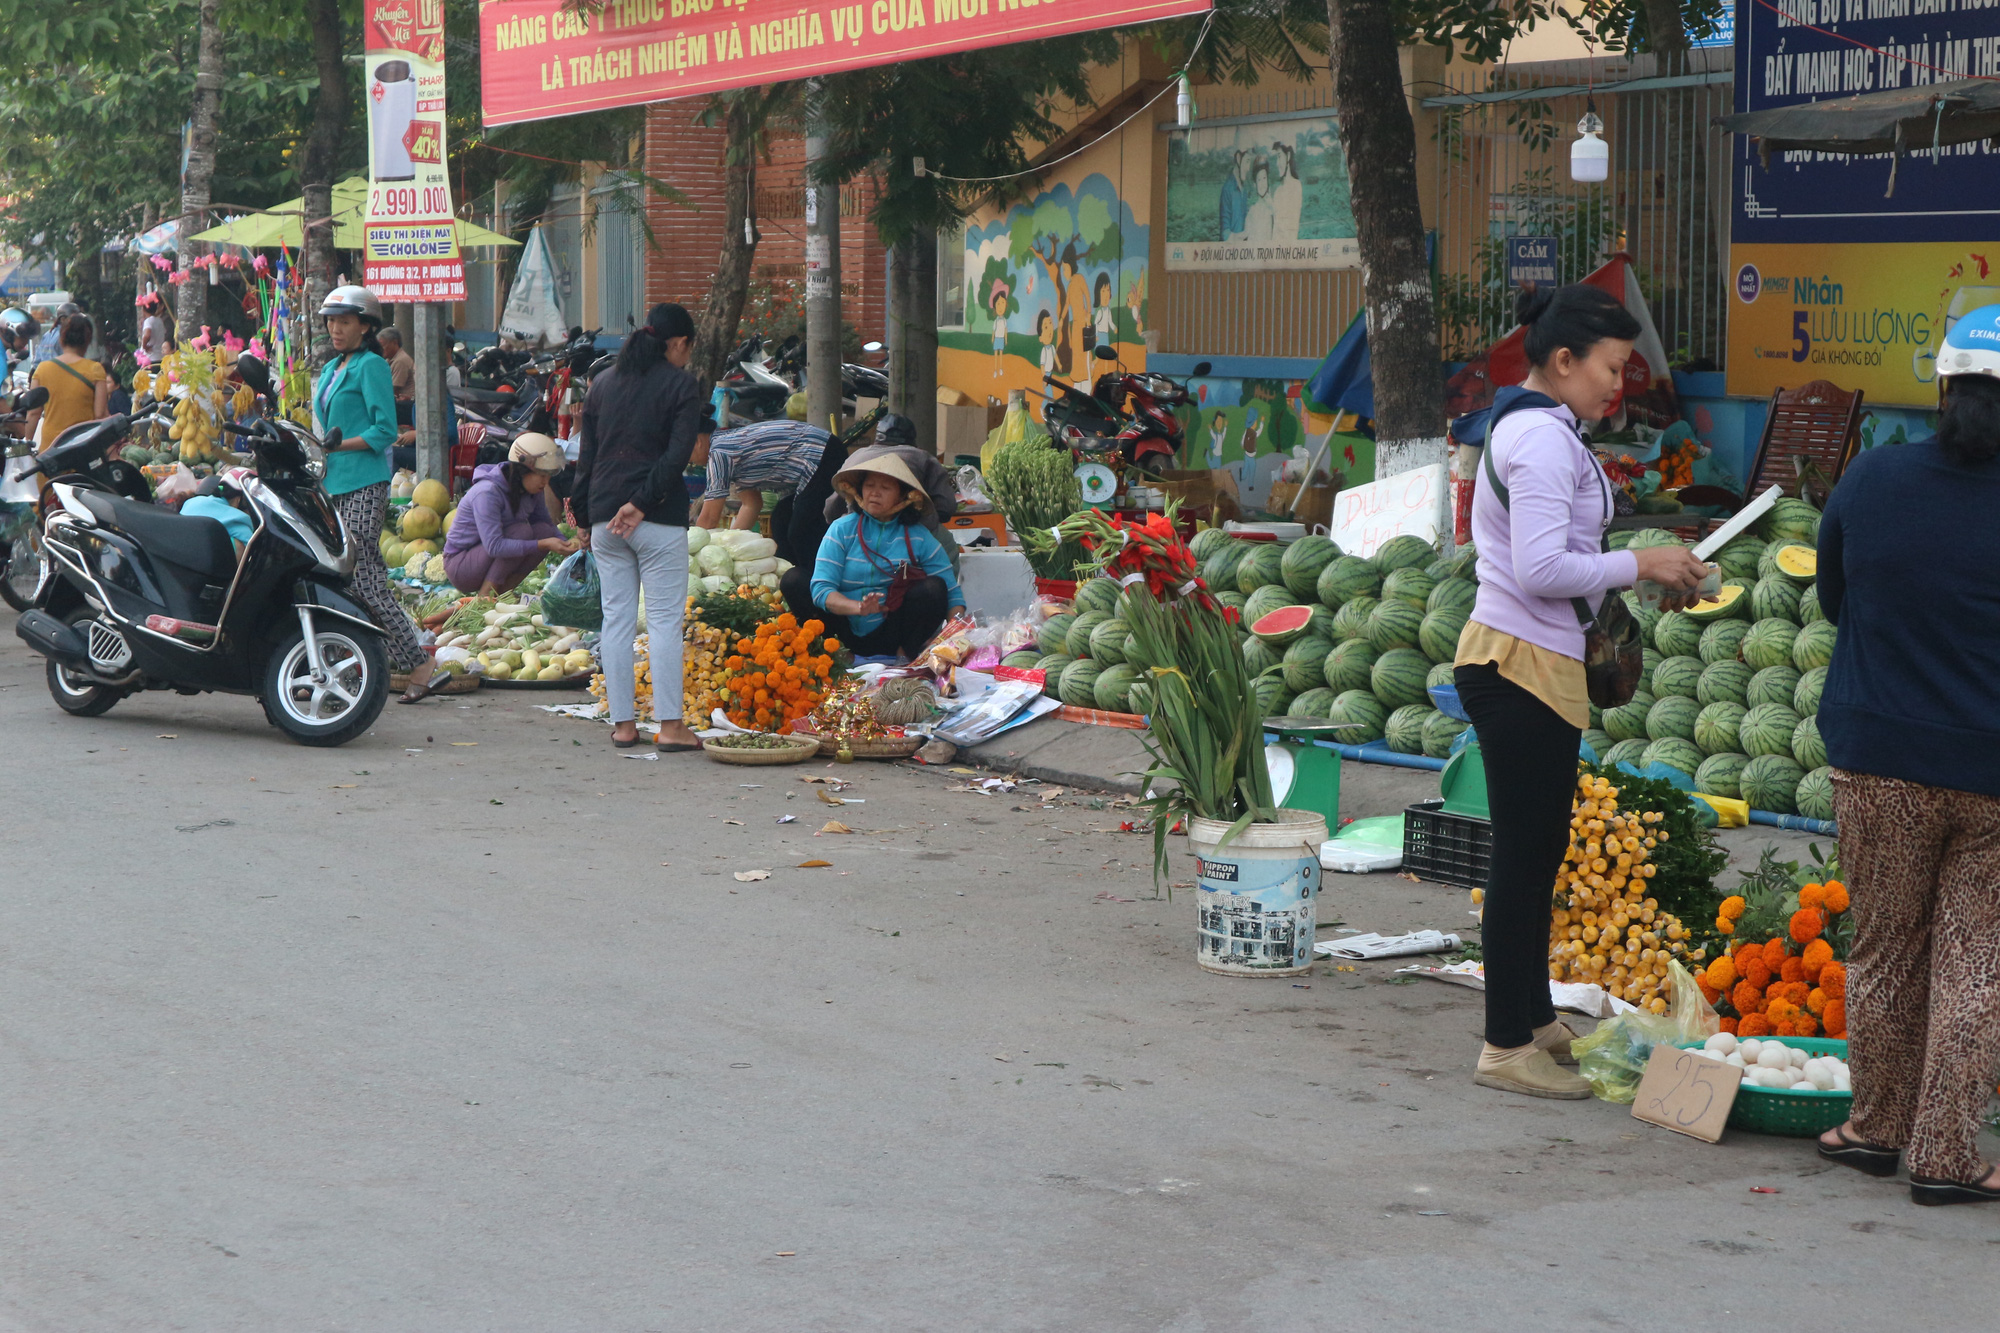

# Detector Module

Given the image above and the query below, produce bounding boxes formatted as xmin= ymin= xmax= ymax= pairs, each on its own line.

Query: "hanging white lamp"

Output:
xmin=1571 ymin=103 xmax=1608 ymax=183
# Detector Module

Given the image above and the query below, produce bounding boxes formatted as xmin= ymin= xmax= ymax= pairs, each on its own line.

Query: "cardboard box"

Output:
xmin=938 ymin=403 xmax=989 ymax=464
xmin=1267 ymin=476 xmax=1343 ymax=530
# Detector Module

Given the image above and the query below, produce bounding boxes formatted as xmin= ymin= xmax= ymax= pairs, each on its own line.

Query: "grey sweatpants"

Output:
xmin=592 ymin=520 xmax=689 ymax=723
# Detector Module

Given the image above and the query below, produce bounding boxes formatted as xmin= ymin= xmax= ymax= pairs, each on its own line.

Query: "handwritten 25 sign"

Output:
xmin=479 ymin=0 xmax=1215 ymax=127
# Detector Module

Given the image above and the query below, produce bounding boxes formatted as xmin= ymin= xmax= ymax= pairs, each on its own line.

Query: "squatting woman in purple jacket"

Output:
xmin=1454 ymin=283 xmax=1710 ymax=1100
xmin=442 ymin=433 xmax=579 ymax=596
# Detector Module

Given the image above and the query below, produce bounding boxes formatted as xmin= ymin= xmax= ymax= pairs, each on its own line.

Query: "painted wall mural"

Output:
xmin=1164 ymin=116 xmax=1357 ymax=273
xmin=940 ymin=173 xmax=1148 ymax=403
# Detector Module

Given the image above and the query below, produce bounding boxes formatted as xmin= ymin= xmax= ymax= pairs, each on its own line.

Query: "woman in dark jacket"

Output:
xmin=1813 ymin=305 xmax=2000 ymax=1205
xmin=572 ymin=303 xmax=704 ymax=752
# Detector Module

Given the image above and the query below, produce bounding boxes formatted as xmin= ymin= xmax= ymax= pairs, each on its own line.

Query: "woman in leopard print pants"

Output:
xmin=334 ymin=482 xmax=426 ymax=674
xmin=1812 ymin=346 xmax=2000 ymax=1206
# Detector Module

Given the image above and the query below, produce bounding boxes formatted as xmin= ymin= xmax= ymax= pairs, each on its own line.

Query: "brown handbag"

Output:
xmin=1480 ymin=420 xmax=1642 ymax=709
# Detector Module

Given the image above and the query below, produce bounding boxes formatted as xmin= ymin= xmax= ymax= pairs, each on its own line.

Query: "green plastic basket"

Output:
xmin=1680 ymin=1037 xmax=1851 ymax=1137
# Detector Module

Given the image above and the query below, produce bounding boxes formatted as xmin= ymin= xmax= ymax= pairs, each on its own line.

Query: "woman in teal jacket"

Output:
xmin=315 ymin=286 xmax=436 ymax=703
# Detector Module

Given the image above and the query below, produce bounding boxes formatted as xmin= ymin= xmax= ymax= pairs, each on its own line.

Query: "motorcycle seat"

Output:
xmin=452 ymin=386 xmax=518 ymax=404
xmin=78 ymin=491 xmax=239 ymax=580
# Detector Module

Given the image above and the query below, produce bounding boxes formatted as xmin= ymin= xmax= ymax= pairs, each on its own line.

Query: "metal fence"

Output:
xmin=1425 ymin=68 xmax=1734 ymax=367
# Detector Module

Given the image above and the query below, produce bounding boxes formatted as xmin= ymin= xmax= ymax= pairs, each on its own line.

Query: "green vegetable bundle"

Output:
xmin=985 ymin=437 xmax=1089 ymax=581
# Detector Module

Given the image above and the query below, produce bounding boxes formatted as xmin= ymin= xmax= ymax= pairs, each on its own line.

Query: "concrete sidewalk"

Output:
xmin=962 ymin=716 xmax=1828 ymax=877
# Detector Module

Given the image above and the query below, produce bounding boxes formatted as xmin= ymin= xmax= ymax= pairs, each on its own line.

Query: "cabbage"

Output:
xmin=732 ymin=536 xmax=777 ymax=562
xmin=736 ymin=556 xmax=778 ymax=577
xmin=773 ymin=558 xmax=793 ymax=574
xmin=699 ymin=575 xmax=734 ymax=595
xmin=696 ymin=544 xmax=735 ymax=576
xmin=756 ymin=573 xmax=780 ymax=589
xmin=687 ymin=526 xmax=710 ymax=555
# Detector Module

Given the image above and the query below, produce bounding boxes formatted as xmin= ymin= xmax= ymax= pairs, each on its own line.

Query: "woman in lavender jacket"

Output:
xmin=1454 ymin=284 xmax=1711 ymax=1100
xmin=442 ymin=434 xmax=579 ymax=596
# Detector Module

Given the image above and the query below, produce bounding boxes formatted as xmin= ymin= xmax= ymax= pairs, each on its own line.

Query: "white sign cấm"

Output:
xmin=1329 ymin=463 xmax=1446 ymax=560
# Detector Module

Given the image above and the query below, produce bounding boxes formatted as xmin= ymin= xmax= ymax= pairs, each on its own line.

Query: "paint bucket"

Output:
xmin=1189 ymin=807 xmax=1327 ymax=976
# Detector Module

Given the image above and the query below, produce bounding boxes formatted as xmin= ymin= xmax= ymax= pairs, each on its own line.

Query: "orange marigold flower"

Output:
xmin=1766 ymin=998 xmax=1799 ymax=1023
xmin=1789 ymin=908 xmax=1825 ymax=944
xmin=1762 ymin=937 xmax=1790 ymax=969
xmin=725 ymin=655 xmax=744 ymax=670
xmin=1822 ymin=881 xmax=1849 ymax=913
xmin=1798 ymin=882 xmax=1826 ymax=911
xmin=1715 ymin=917 xmax=1735 ymax=935
xmin=1780 ymin=980 xmax=1812 ymax=1006
xmin=1738 ymin=1013 xmax=1773 ymax=1037
xmin=1698 ymin=978 xmax=1721 ymax=1005
xmin=1719 ymin=895 xmax=1747 ymax=920
xmin=1807 ymin=987 xmax=1829 ymax=1016
xmin=1780 ymin=956 xmax=1806 ymax=984
xmin=1819 ymin=962 xmax=1847 ymax=1000
xmin=1704 ymin=955 xmax=1738 ymax=990
xmin=1801 ymin=938 xmax=1833 ymax=981
xmin=1720 ymin=1016 xmax=1740 ymax=1035
xmin=1824 ymin=999 xmax=1846 ymax=1036
xmin=1743 ymin=956 xmax=1773 ymax=990
xmin=1731 ymin=980 xmax=1765 ymax=1014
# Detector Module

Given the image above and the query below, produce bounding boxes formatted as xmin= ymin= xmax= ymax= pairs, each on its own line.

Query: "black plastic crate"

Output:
xmin=1401 ymin=799 xmax=1493 ymax=889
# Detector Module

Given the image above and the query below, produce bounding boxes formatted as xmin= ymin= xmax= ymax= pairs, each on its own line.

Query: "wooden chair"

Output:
xmin=1679 ymin=379 xmax=1865 ymax=513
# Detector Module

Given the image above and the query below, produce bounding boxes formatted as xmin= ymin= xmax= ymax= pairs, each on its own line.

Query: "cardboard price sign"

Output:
xmin=1631 ymin=1044 xmax=1742 ymax=1143
xmin=1328 ymin=463 xmax=1445 ymax=561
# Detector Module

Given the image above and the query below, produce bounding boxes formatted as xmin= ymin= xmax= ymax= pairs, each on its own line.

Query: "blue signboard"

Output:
xmin=1730 ymin=0 xmax=2000 ymax=246
xmin=1504 ymin=235 xmax=1559 ymax=288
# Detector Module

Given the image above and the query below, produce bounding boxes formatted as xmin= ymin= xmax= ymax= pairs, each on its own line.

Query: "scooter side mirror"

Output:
xmin=1093 ymin=345 xmax=1118 ymax=361
xmin=1190 ymin=362 xmax=1212 ymax=377
xmin=13 ymin=384 xmax=49 ymax=412
xmin=236 ymin=352 xmax=274 ymax=400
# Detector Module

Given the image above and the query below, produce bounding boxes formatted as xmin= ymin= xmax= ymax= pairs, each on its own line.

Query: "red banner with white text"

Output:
xmin=479 ymin=0 xmax=1213 ymax=127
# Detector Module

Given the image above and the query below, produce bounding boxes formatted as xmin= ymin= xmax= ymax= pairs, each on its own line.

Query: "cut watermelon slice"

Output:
xmin=1250 ymin=604 xmax=1314 ymax=644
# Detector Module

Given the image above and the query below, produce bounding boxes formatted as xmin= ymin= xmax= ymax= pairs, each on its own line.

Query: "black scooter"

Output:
xmin=0 ymin=383 xmax=53 ymax=611
xmin=11 ymin=354 xmax=391 ymax=746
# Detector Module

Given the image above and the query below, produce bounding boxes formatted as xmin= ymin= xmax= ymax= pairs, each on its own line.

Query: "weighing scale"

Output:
xmin=1261 ymin=716 xmax=1361 ymax=829
xmin=1074 ymin=461 xmax=1119 ymax=505
xmin=1427 ymin=685 xmax=1489 ymax=819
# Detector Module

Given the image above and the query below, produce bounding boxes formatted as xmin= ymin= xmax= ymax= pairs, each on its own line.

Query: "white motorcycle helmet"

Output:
xmin=318 ymin=284 xmax=384 ymax=331
xmin=1938 ymin=302 xmax=2000 ymax=384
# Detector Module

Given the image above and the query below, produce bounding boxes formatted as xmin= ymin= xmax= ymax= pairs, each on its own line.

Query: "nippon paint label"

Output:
xmin=1195 ymin=849 xmax=1318 ymax=973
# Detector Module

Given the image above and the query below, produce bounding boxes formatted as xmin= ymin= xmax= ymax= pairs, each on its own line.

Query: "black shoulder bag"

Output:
xmin=1480 ymin=416 xmax=1643 ymax=709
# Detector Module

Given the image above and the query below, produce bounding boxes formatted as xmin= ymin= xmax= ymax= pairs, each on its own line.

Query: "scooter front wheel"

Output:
xmin=45 ymin=609 xmax=127 ymax=716
xmin=260 ymin=623 xmax=389 ymax=747
xmin=1 ymin=530 xmax=40 ymax=612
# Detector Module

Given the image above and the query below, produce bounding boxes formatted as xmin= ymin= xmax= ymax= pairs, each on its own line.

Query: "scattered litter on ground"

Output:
xmin=798 ymin=860 xmax=832 ymax=868
xmin=776 ymin=814 xmax=796 ymax=824
xmin=733 ymin=869 xmax=770 ymax=882
xmin=1315 ymin=931 xmax=1461 ymax=961
xmin=818 ymin=821 xmax=854 ymax=835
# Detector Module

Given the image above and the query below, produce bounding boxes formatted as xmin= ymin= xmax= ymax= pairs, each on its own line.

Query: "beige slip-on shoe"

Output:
xmin=1473 ymin=1042 xmax=1592 ymax=1100
xmin=1534 ymin=1018 xmax=1580 ymax=1065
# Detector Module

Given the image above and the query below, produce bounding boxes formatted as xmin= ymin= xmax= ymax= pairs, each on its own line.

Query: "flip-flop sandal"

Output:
xmin=1818 ymin=1125 xmax=1900 ymax=1178
xmin=612 ymin=734 xmax=645 ymax=748
xmin=1910 ymin=1172 xmax=2000 ymax=1206
xmin=655 ymin=740 xmax=704 ymax=753
xmin=397 ymin=677 xmax=441 ymax=704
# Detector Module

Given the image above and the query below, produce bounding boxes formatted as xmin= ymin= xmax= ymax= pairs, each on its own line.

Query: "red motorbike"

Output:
xmin=1043 ymin=346 xmax=1209 ymax=474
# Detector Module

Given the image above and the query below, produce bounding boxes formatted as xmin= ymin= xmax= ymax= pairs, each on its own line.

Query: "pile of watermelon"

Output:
xmin=1192 ymin=529 xmax=1479 ymax=760
xmin=1584 ymin=495 xmax=1835 ymax=821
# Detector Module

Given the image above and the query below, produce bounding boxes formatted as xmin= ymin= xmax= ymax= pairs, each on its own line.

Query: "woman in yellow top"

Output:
xmin=28 ymin=315 xmax=108 ymax=449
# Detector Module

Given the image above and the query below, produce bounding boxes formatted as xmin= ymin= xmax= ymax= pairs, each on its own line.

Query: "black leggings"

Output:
xmin=772 ymin=439 xmax=846 ymax=567
xmin=1453 ymin=661 xmax=1582 ymax=1049
xmin=779 ymin=566 xmax=949 ymax=660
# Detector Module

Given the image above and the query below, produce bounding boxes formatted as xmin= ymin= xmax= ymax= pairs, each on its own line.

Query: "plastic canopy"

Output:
xmin=188 ymin=178 xmax=519 ymax=250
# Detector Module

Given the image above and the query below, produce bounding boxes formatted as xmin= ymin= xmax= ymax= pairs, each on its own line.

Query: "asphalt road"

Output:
xmin=1 ymin=629 xmax=1993 ymax=1332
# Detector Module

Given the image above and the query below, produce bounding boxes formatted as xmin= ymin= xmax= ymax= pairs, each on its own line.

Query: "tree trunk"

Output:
xmin=300 ymin=0 xmax=348 ymax=366
xmin=804 ymin=96 xmax=844 ymax=435
xmin=174 ymin=0 xmax=224 ymax=343
xmin=1325 ymin=0 xmax=1446 ymax=479
xmin=907 ymin=228 xmax=938 ymax=455
xmin=690 ymin=98 xmax=759 ymax=397
xmin=1641 ymin=0 xmax=1693 ymax=76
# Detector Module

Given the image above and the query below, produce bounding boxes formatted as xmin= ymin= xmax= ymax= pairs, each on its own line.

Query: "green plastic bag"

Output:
xmin=1570 ymin=960 xmax=1721 ymax=1103
xmin=539 ymin=550 xmax=602 ymax=632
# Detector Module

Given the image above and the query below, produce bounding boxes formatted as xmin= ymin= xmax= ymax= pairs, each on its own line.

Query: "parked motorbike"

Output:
xmin=1042 ymin=346 xmax=1209 ymax=476
xmin=718 ymin=335 xmax=795 ymax=423
xmin=11 ymin=354 xmax=390 ymax=746
xmin=0 ymin=384 xmax=52 ymax=611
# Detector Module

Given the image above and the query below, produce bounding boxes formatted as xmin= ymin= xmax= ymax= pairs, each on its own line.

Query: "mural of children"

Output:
xmin=1244 ymin=159 xmax=1277 ymax=242
xmin=1037 ymin=309 xmax=1057 ymax=379
xmin=1062 ymin=249 xmax=1090 ymax=378
xmin=1089 ymin=272 xmax=1115 ymax=358
xmin=1269 ymin=142 xmax=1303 ymax=242
xmin=1125 ymin=270 xmax=1145 ymax=336
xmin=1205 ymin=410 xmax=1229 ymax=468
xmin=987 ymin=278 xmax=1011 ymax=378
xmin=1240 ymin=402 xmax=1265 ymax=457
xmin=1220 ymin=149 xmax=1250 ymax=241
